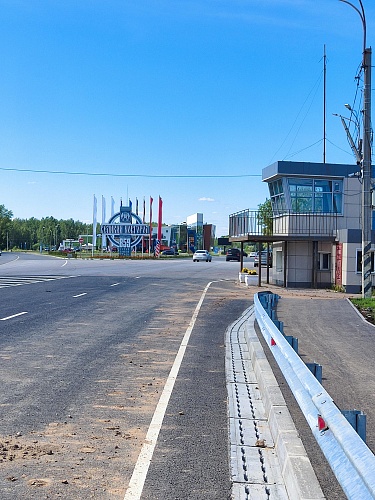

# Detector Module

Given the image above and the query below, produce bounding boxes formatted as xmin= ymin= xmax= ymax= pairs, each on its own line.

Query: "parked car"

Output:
xmin=161 ymin=249 xmax=177 ymax=256
xmin=193 ymin=250 xmax=212 ymax=262
xmin=254 ymin=251 xmax=272 ymax=267
xmin=249 ymin=251 xmax=258 ymax=258
xmin=226 ymin=248 xmax=241 ymax=261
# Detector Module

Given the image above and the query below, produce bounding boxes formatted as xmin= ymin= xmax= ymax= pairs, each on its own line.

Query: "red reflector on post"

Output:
xmin=318 ymin=414 xmax=328 ymax=432
xmin=271 ymin=338 xmax=276 ymax=346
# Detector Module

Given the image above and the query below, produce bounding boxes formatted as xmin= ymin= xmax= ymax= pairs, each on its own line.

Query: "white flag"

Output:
xmin=93 ymin=194 xmax=97 ymax=256
xmin=102 ymin=195 xmax=106 ymax=224
xmin=102 ymin=196 xmax=106 ymax=249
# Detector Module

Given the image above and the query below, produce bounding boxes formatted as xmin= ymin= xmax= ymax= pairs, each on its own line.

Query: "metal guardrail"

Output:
xmin=254 ymin=291 xmax=375 ymax=500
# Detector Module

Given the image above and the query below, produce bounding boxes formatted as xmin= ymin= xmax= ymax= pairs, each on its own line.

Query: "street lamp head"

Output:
xmin=345 ymin=103 xmax=353 ymax=111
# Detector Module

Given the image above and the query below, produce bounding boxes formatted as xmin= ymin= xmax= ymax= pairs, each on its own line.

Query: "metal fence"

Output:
xmin=228 ymin=210 xmax=267 ymax=237
xmin=229 ymin=210 xmax=338 ymax=238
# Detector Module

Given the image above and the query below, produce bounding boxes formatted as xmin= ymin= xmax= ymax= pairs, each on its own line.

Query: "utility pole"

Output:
xmin=362 ymin=45 xmax=372 ymax=297
xmin=323 ymin=44 xmax=327 ymax=164
xmin=340 ymin=0 xmax=372 ymax=297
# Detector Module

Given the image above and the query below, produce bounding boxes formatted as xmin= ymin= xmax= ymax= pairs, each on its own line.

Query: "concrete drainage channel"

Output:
xmin=226 ymin=306 xmax=324 ymax=499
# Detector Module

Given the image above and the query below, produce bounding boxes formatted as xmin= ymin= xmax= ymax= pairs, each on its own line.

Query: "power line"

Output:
xmin=283 ymin=139 xmax=323 ymax=160
xmin=326 ymin=138 xmax=357 ymax=156
xmin=269 ymin=69 xmax=324 ymax=164
xmin=0 ymin=166 xmax=262 ymax=178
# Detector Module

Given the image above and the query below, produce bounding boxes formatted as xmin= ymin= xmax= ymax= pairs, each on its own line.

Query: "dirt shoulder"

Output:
xmin=239 ymin=281 xmax=360 ymax=300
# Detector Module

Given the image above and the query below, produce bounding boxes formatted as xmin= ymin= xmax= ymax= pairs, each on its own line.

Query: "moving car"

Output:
xmin=226 ymin=248 xmax=241 ymax=261
xmin=254 ymin=251 xmax=272 ymax=268
xmin=225 ymin=248 xmax=248 ymax=261
xmin=193 ymin=250 xmax=212 ymax=262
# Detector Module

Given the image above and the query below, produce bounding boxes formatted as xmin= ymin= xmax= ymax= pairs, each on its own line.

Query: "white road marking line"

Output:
xmin=110 ymin=283 xmax=120 ymax=287
xmin=123 ymin=281 xmax=214 ymax=500
xmin=0 ymin=275 xmax=79 ymax=289
xmin=0 ymin=255 xmax=20 ymax=265
xmin=0 ymin=312 xmax=28 ymax=321
xmin=73 ymin=293 xmax=87 ymax=298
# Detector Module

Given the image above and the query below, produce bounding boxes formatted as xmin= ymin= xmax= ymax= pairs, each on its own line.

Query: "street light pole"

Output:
xmin=340 ymin=0 xmax=372 ymax=298
xmin=362 ymin=45 xmax=372 ymax=297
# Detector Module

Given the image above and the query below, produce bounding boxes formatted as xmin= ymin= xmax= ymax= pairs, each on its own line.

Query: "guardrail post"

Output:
xmin=284 ymin=335 xmax=298 ymax=353
xmin=273 ymin=320 xmax=284 ymax=333
xmin=305 ymin=362 xmax=322 ymax=384
xmin=342 ymin=410 xmax=367 ymax=443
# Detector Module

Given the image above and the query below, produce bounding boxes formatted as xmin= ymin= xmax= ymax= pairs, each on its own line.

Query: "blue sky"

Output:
xmin=0 ymin=0 xmax=373 ymax=236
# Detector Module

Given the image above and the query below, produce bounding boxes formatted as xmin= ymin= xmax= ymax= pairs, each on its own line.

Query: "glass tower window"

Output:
xmin=289 ymin=178 xmax=313 ymax=212
xmin=269 ymin=179 xmax=286 ymax=214
xmin=287 ymin=178 xmax=342 ymax=214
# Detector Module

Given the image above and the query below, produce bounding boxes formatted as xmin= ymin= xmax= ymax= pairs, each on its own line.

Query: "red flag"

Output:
xmin=155 ymin=197 xmax=163 ymax=258
xmin=157 ymin=196 xmax=162 ymax=242
xmin=149 ymin=197 xmax=153 ymax=253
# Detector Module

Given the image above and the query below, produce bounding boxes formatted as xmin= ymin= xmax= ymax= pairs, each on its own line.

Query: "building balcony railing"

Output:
xmin=229 ymin=210 xmax=338 ymax=239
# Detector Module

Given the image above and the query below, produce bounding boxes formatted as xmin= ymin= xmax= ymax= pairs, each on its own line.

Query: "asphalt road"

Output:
xmin=0 ymin=252 xmax=249 ymax=499
xmin=1 ymin=252 xmax=372 ymax=499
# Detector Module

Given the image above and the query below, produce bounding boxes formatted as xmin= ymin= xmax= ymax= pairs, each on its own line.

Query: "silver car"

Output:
xmin=193 ymin=250 xmax=212 ymax=262
xmin=254 ymin=251 xmax=272 ymax=267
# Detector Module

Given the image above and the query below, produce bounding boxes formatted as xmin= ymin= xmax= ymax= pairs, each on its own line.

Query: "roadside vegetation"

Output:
xmin=350 ymin=297 xmax=375 ymax=325
xmin=0 ymin=204 xmax=92 ymax=251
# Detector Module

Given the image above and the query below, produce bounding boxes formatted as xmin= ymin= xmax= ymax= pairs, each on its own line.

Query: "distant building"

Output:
xmin=149 ymin=213 xmax=216 ymax=253
xmin=203 ymin=223 xmax=215 ymax=251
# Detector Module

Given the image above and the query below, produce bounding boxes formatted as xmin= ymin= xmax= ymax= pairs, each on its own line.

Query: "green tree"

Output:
xmin=4 ymin=214 xmax=92 ymax=251
xmin=257 ymin=199 xmax=273 ymax=236
xmin=0 ymin=205 xmax=13 ymax=249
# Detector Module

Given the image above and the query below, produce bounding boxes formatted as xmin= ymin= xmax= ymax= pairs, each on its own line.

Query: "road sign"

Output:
xmin=79 ymin=238 xmax=84 ymax=244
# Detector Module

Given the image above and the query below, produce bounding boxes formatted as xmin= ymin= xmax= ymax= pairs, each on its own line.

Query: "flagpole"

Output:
xmin=102 ymin=195 xmax=106 ymax=253
xmin=142 ymin=196 xmax=145 ymax=258
xmin=111 ymin=196 xmax=115 ymax=217
xmin=92 ymin=194 xmax=97 ymax=258
xmin=149 ymin=196 xmax=153 ymax=255
xmin=156 ymin=196 xmax=163 ymax=257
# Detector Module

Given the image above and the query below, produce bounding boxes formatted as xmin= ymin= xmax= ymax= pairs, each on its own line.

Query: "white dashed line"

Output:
xmin=0 ymin=312 xmax=28 ymax=321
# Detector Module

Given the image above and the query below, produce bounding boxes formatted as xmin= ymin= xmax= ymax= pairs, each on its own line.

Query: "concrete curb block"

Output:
xmin=346 ymin=296 xmax=375 ymax=329
xmin=245 ymin=318 xmax=325 ymax=500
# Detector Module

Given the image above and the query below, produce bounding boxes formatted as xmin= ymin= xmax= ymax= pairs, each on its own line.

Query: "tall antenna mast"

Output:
xmin=323 ymin=44 xmax=327 ymax=163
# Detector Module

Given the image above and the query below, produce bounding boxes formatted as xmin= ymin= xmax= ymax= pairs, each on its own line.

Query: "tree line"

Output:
xmin=0 ymin=198 xmax=273 ymax=251
xmin=0 ymin=204 xmax=93 ymax=251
